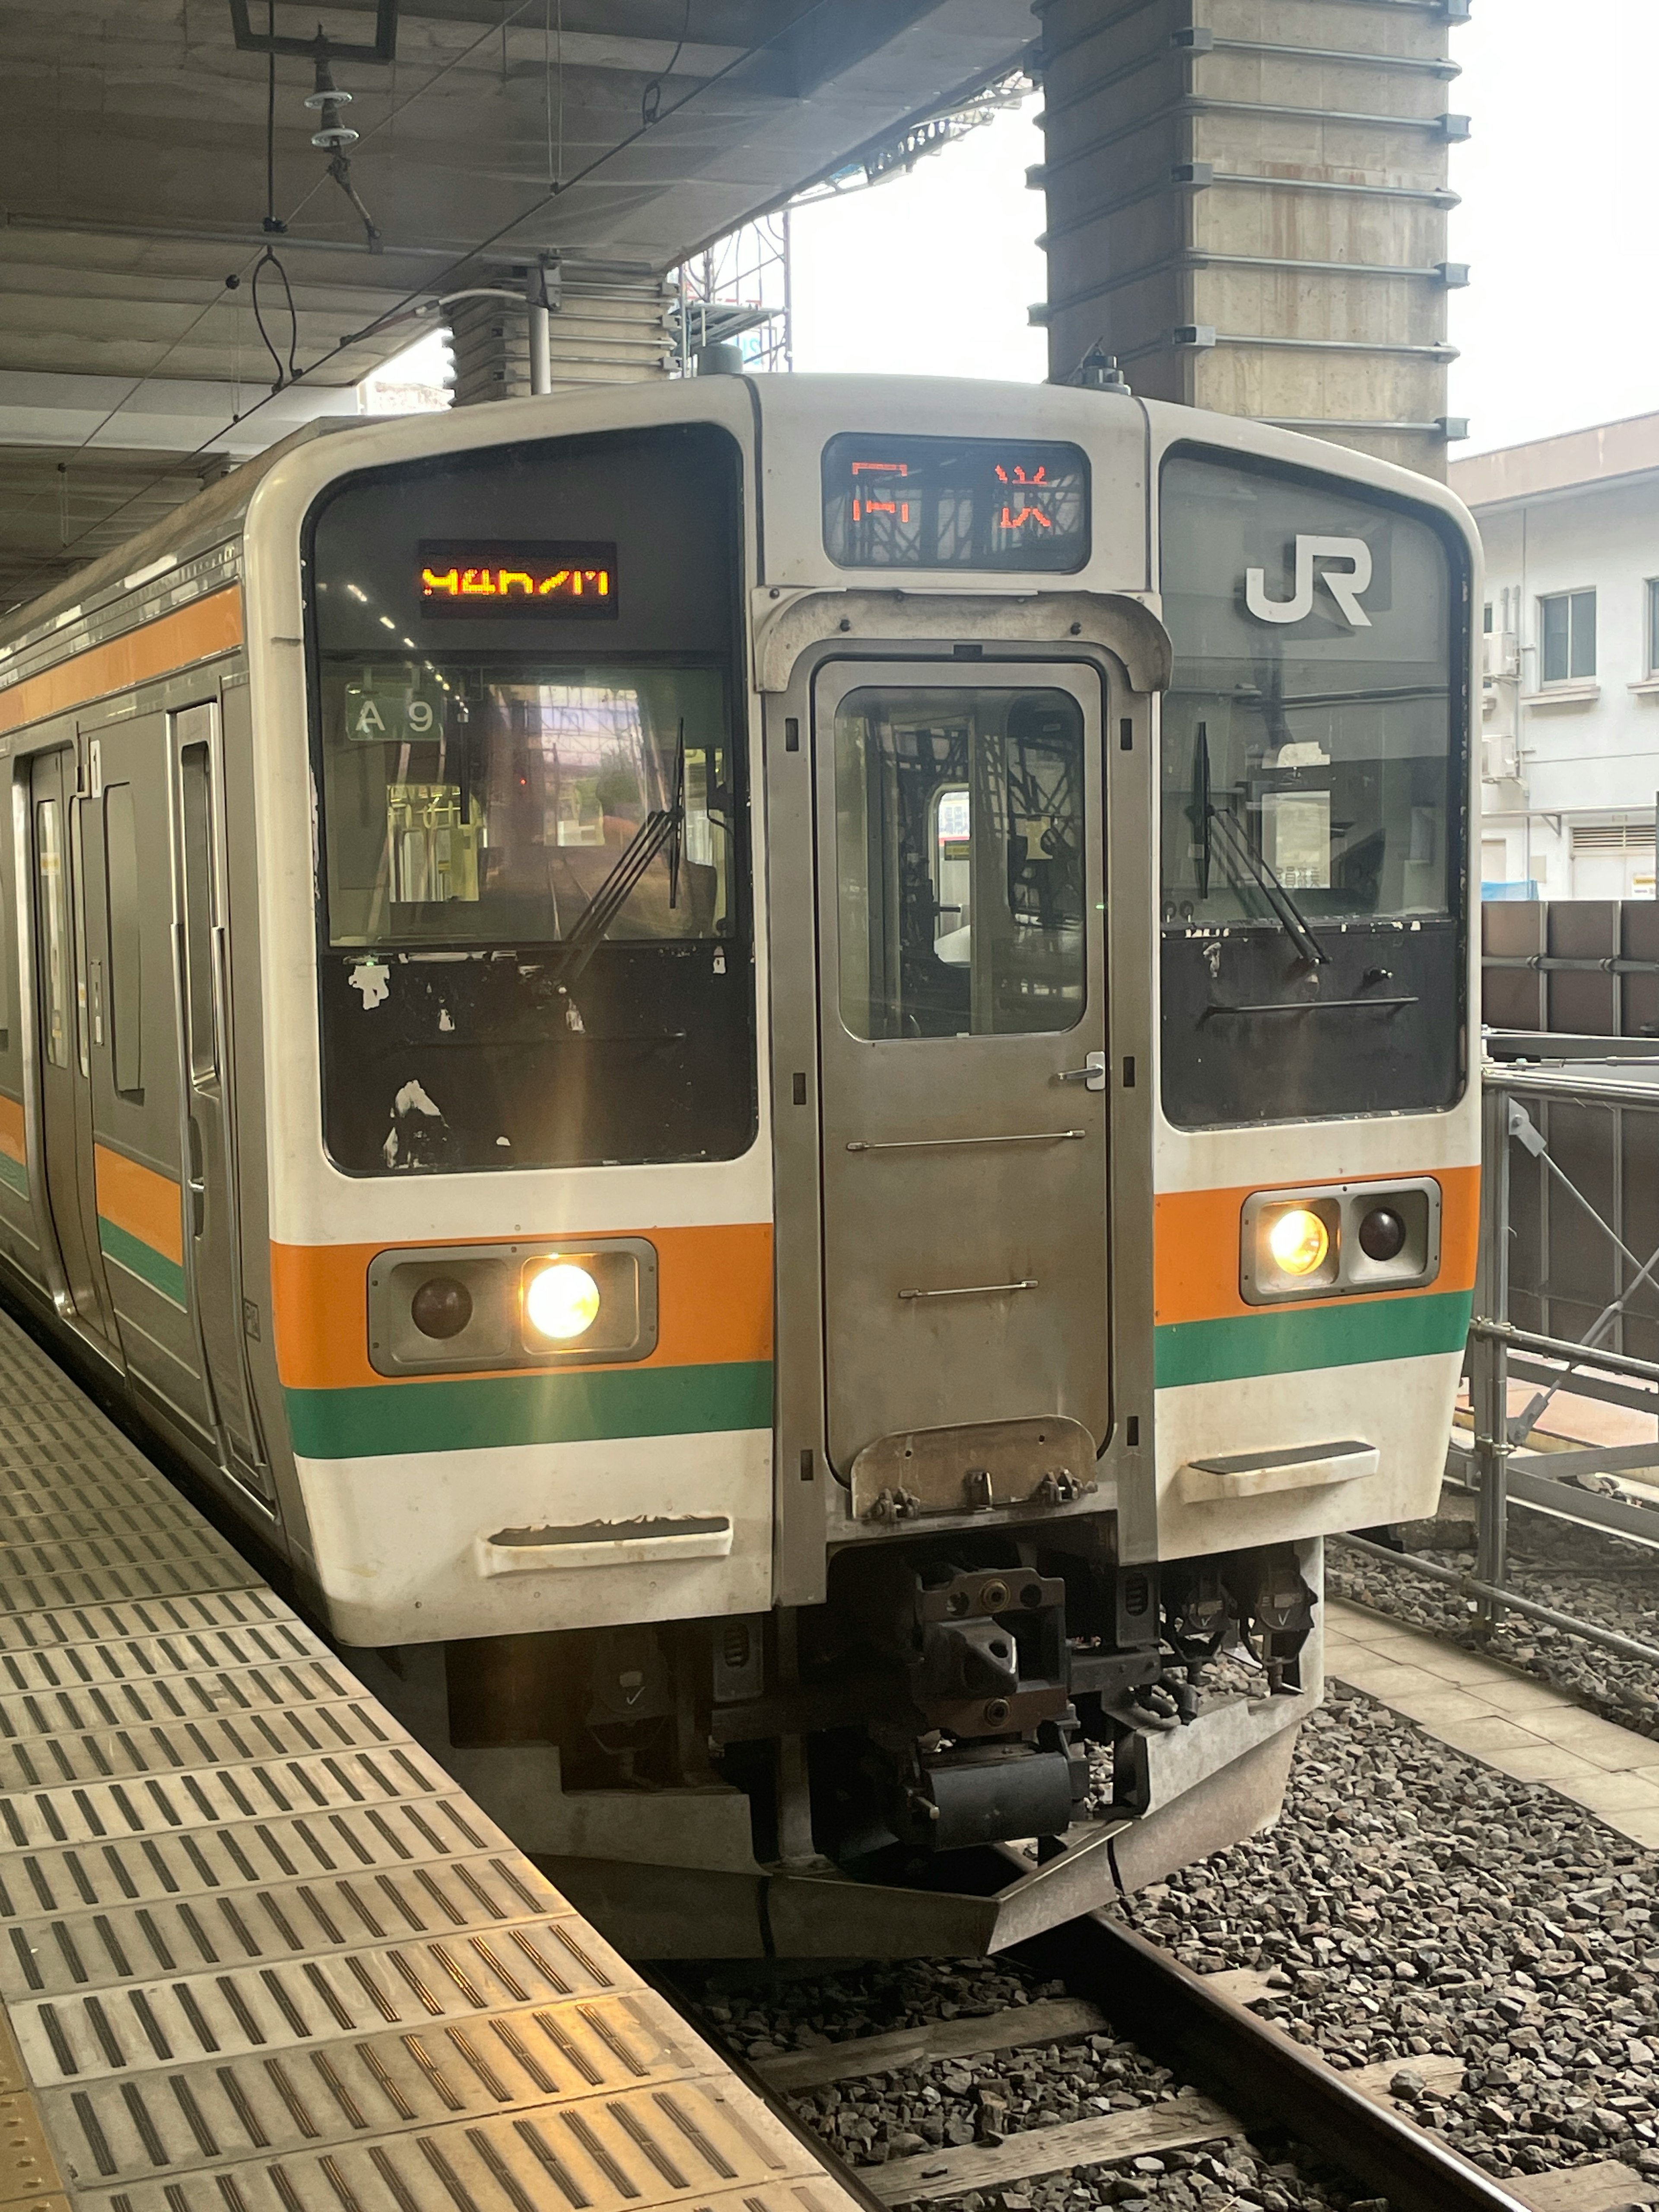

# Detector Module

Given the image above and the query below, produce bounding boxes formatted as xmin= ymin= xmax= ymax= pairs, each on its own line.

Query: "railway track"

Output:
xmin=678 ymin=1916 xmax=1546 ymax=2212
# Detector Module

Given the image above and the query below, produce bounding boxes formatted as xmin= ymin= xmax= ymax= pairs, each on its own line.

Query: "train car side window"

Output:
xmin=34 ymin=798 xmax=71 ymax=1071
xmin=835 ymin=687 xmax=1086 ymax=1041
xmin=178 ymin=745 xmax=218 ymax=1087
xmin=102 ymin=783 xmax=142 ymax=1096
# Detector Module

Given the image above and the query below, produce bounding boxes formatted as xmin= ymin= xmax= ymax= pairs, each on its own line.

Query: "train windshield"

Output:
xmin=318 ymin=665 xmax=733 ymax=952
xmin=1159 ymin=450 xmax=1469 ymax=1127
xmin=305 ymin=421 xmax=754 ymax=1175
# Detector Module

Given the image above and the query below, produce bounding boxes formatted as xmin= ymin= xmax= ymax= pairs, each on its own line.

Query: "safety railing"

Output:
xmin=1338 ymin=1044 xmax=1659 ymax=1670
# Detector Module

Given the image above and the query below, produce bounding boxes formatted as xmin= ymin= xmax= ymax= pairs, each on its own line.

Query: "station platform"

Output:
xmin=0 ymin=1307 xmax=859 ymax=2212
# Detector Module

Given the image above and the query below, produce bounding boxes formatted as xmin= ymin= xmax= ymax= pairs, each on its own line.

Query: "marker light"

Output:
xmin=1359 ymin=1205 xmax=1407 ymax=1262
xmin=524 ymin=1261 xmax=601 ymax=1341
xmin=410 ymin=1276 xmax=472 ymax=1340
xmin=1267 ymin=1208 xmax=1330 ymax=1278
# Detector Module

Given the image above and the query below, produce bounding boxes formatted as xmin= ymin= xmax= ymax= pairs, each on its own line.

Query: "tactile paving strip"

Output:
xmin=0 ymin=1311 xmax=862 ymax=2212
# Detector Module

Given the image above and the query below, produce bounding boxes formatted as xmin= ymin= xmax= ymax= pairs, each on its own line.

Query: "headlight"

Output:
xmin=1266 ymin=1207 xmax=1330 ymax=1278
xmin=524 ymin=1261 xmax=601 ymax=1341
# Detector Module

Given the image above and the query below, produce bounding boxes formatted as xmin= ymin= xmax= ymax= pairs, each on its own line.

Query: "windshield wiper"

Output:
xmin=1206 ymin=804 xmax=1328 ymax=967
xmin=1188 ymin=725 xmax=1326 ymax=966
xmin=1189 ymin=723 xmax=1213 ymax=902
xmin=555 ymin=720 xmax=689 ymax=987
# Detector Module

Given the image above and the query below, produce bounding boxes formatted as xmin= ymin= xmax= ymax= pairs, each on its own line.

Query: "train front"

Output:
xmin=247 ymin=377 xmax=1476 ymax=1955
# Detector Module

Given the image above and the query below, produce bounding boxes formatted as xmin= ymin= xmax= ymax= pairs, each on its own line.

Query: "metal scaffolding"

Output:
xmin=671 ymin=212 xmax=793 ymax=375
xmin=1340 ymin=1049 xmax=1659 ymax=1672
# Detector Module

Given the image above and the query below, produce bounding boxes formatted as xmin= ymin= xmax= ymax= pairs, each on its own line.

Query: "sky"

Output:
xmin=787 ymin=3 xmax=1657 ymax=459
xmin=789 ymin=102 xmax=1048 ymax=387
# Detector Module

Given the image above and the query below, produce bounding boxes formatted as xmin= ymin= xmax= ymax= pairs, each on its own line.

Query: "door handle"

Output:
xmin=1057 ymin=1051 xmax=1106 ymax=1093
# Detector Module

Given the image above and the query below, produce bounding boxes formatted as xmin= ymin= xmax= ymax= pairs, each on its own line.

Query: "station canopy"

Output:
xmin=0 ymin=0 xmax=1035 ymax=610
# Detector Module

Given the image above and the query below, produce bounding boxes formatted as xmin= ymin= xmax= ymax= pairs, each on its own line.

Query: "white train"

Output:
xmin=0 ymin=375 xmax=1479 ymax=1955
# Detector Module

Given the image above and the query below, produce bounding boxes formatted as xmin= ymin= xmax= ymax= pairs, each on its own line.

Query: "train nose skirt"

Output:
xmin=0 ymin=1303 xmax=863 ymax=2212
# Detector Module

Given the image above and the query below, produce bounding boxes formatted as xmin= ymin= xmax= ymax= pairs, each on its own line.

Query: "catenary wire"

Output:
xmin=37 ymin=2 xmax=836 ymax=569
xmin=7 ymin=0 xmax=543 ymax=573
xmin=641 ymin=0 xmax=692 ymax=127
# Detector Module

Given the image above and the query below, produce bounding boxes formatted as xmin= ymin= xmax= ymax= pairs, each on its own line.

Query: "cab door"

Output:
xmin=29 ymin=747 xmax=119 ymax=1353
xmin=814 ymin=661 xmax=1110 ymax=1484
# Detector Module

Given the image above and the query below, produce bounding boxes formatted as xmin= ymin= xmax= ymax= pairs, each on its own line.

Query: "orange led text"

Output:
xmin=420 ymin=566 xmax=612 ymax=601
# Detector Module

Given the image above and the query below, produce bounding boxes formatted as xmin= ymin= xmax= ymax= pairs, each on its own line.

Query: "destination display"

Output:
xmin=418 ymin=541 xmax=617 ymax=616
xmin=821 ymin=434 xmax=1089 ymax=572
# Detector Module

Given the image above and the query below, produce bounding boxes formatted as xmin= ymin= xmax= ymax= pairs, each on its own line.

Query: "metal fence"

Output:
xmin=1340 ymin=1046 xmax=1659 ymax=1671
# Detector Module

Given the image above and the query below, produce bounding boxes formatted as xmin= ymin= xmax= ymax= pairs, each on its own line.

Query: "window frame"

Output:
xmin=1538 ymin=587 xmax=1597 ymax=686
xmin=1646 ymin=578 xmax=1659 ymax=677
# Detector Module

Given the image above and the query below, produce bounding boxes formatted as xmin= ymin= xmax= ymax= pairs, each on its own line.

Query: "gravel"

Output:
xmin=1329 ymin=1501 xmax=1659 ymax=1738
xmin=690 ymin=1957 xmax=1361 ymax=2209
xmin=1119 ymin=1690 xmax=1659 ymax=2187
xmin=685 ymin=1686 xmax=1659 ymax=2207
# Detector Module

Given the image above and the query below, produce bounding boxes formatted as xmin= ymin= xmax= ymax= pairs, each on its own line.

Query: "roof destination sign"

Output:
xmin=418 ymin=540 xmax=617 ymax=617
xmin=821 ymin=434 xmax=1089 ymax=573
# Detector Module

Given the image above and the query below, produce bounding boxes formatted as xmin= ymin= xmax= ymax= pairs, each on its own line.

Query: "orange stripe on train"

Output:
xmin=0 ymin=588 xmax=243 ymax=735
xmin=1154 ymin=1166 xmax=1479 ymax=1329
xmin=270 ymin=1222 xmax=775 ymax=1392
xmin=93 ymin=1144 xmax=184 ymax=1266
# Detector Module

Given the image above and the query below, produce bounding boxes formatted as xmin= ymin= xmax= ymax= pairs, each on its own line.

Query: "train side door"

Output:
xmin=813 ymin=661 xmax=1110 ymax=1484
xmin=78 ymin=715 xmax=226 ymax=1452
xmin=28 ymin=747 xmax=118 ymax=1352
xmin=172 ymin=702 xmax=267 ymax=1496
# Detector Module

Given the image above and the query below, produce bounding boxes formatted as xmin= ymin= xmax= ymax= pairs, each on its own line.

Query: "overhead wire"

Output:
xmin=251 ymin=248 xmax=300 ymax=391
xmin=255 ymin=0 xmax=299 ymax=394
xmin=39 ymin=0 xmax=835 ymax=568
xmin=3 ymin=3 xmax=543 ymax=590
xmin=640 ymin=0 xmax=692 ymax=127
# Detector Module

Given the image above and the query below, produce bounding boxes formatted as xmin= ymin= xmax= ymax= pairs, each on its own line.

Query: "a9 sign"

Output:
xmin=343 ymin=680 xmax=446 ymax=747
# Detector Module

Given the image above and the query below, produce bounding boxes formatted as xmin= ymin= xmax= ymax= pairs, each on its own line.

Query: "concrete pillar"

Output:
xmin=448 ymin=266 xmax=675 ymax=407
xmin=1032 ymin=0 xmax=1469 ymax=478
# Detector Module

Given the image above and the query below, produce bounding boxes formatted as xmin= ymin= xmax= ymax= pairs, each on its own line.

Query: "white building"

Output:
xmin=1452 ymin=413 xmax=1659 ymax=901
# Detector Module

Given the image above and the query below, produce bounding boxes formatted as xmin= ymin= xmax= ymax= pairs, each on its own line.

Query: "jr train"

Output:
xmin=0 ymin=373 xmax=1478 ymax=1956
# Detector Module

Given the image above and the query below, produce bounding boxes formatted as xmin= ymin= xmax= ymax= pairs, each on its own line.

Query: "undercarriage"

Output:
xmin=367 ymin=1532 xmax=1321 ymax=1959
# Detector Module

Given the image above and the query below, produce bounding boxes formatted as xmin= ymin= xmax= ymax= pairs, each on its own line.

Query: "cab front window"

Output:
xmin=1159 ymin=450 xmax=1469 ymax=1128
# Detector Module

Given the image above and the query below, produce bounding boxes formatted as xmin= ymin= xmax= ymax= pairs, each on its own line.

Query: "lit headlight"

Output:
xmin=1265 ymin=1207 xmax=1330 ymax=1278
xmin=524 ymin=1261 xmax=601 ymax=1341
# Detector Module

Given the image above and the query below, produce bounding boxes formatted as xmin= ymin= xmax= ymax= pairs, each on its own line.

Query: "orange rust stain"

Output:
xmin=0 ymin=590 xmax=243 ymax=736
xmin=270 ymin=1221 xmax=775 ymax=1391
xmin=1154 ymin=1165 xmax=1479 ymax=1328
xmin=93 ymin=1144 xmax=184 ymax=1265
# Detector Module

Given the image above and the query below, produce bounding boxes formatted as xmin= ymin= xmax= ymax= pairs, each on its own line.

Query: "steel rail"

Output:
xmin=1016 ymin=1914 xmax=1535 ymax=2212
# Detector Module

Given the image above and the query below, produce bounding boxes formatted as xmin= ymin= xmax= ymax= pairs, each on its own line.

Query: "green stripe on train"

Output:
xmin=285 ymin=1359 xmax=775 ymax=1460
xmin=1154 ymin=1288 xmax=1473 ymax=1391
xmin=0 ymin=1151 xmax=26 ymax=1198
xmin=98 ymin=1217 xmax=188 ymax=1309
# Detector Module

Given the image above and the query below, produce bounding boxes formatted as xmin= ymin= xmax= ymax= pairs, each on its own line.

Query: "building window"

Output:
xmin=1483 ymin=601 xmax=1494 ymax=634
xmin=1540 ymin=589 xmax=1595 ymax=683
xmin=1648 ymin=579 xmax=1659 ymax=675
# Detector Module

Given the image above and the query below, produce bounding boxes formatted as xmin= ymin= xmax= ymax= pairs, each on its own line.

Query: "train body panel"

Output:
xmin=0 ymin=374 xmax=1481 ymax=1952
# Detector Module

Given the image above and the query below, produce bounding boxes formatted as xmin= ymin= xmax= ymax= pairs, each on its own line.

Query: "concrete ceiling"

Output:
xmin=0 ymin=0 xmax=1036 ymax=608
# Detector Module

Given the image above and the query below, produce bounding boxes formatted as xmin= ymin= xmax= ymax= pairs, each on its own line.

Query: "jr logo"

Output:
xmin=1245 ymin=535 xmax=1374 ymax=628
